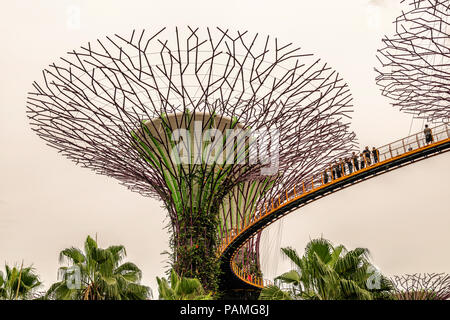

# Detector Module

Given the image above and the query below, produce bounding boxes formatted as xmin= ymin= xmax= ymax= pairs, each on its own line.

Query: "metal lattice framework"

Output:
xmin=390 ymin=273 xmax=450 ymax=300
xmin=27 ymin=27 xmax=356 ymax=289
xmin=376 ymin=0 xmax=450 ymax=123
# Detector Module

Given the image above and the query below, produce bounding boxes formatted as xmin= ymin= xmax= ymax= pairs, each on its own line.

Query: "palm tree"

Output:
xmin=260 ymin=238 xmax=393 ymax=300
xmin=258 ymin=284 xmax=293 ymax=300
xmin=45 ymin=235 xmax=151 ymax=300
xmin=0 ymin=262 xmax=42 ymax=300
xmin=157 ymin=269 xmax=213 ymax=300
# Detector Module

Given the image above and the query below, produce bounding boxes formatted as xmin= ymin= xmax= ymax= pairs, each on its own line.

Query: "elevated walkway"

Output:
xmin=218 ymin=123 xmax=450 ymax=295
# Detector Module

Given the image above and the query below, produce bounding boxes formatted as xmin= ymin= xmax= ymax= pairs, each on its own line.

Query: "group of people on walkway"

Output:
xmin=321 ymin=125 xmax=435 ymax=184
xmin=323 ymin=146 xmax=380 ymax=184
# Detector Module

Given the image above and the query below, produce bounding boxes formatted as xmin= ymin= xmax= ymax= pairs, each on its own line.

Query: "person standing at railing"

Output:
xmin=352 ymin=152 xmax=359 ymax=171
xmin=336 ymin=159 xmax=343 ymax=178
xmin=340 ymin=158 xmax=345 ymax=176
xmin=332 ymin=162 xmax=338 ymax=179
xmin=360 ymin=153 xmax=366 ymax=169
xmin=372 ymin=147 xmax=379 ymax=163
xmin=363 ymin=146 xmax=372 ymax=166
xmin=323 ymin=169 xmax=329 ymax=184
xmin=424 ymin=124 xmax=433 ymax=144
xmin=345 ymin=157 xmax=353 ymax=174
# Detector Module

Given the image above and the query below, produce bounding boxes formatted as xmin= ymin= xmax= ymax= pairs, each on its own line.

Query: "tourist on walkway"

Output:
xmin=345 ymin=157 xmax=353 ymax=174
xmin=424 ymin=124 xmax=433 ymax=144
xmin=323 ymin=169 xmax=329 ymax=184
xmin=352 ymin=152 xmax=359 ymax=171
xmin=333 ymin=161 xmax=341 ymax=179
xmin=372 ymin=147 xmax=379 ymax=163
xmin=363 ymin=146 xmax=371 ymax=166
xmin=338 ymin=159 xmax=344 ymax=177
xmin=360 ymin=153 xmax=366 ymax=169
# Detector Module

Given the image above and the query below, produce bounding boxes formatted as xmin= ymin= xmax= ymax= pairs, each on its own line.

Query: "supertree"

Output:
xmin=390 ymin=273 xmax=450 ymax=300
xmin=27 ymin=27 xmax=356 ymax=292
xmin=375 ymin=0 xmax=450 ymax=123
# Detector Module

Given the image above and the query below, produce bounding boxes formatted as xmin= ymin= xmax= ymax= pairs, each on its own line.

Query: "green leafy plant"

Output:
xmin=260 ymin=237 xmax=393 ymax=300
xmin=45 ymin=235 xmax=151 ymax=300
xmin=0 ymin=262 xmax=41 ymax=300
xmin=259 ymin=284 xmax=293 ymax=300
xmin=157 ymin=269 xmax=214 ymax=300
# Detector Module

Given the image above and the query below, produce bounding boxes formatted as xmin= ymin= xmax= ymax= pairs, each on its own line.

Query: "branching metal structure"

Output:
xmin=27 ymin=27 xmax=356 ymax=291
xmin=376 ymin=0 xmax=450 ymax=123
xmin=390 ymin=273 xmax=450 ymax=300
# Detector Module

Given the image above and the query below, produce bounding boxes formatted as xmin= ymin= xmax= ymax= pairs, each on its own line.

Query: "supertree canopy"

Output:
xmin=390 ymin=273 xmax=450 ymax=300
xmin=27 ymin=27 xmax=356 ymax=292
xmin=375 ymin=0 xmax=450 ymax=123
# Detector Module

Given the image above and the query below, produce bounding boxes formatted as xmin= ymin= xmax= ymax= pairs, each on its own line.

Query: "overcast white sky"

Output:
xmin=0 ymin=0 xmax=449 ymax=296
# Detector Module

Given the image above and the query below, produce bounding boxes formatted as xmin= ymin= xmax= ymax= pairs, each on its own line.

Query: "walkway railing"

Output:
xmin=218 ymin=123 xmax=450 ymax=289
xmin=231 ymin=261 xmax=273 ymax=288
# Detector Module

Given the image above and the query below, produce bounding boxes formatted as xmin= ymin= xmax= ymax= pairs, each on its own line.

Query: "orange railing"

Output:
xmin=231 ymin=261 xmax=273 ymax=288
xmin=219 ymin=123 xmax=450 ymax=289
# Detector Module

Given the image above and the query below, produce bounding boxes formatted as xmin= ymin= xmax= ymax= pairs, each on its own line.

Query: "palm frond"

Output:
xmin=59 ymin=247 xmax=85 ymax=264
xmin=259 ymin=285 xmax=293 ymax=300
xmin=280 ymin=247 xmax=303 ymax=269
xmin=275 ymin=270 xmax=301 ymax=286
